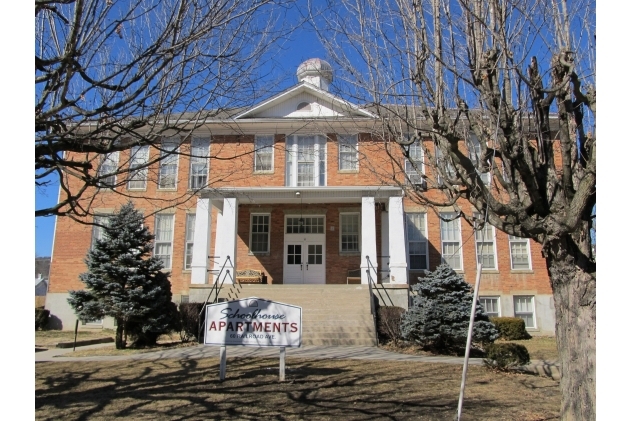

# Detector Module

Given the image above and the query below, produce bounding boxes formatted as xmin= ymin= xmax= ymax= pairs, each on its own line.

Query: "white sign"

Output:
xmin=204 ymin=297 xmax=302 ymax=347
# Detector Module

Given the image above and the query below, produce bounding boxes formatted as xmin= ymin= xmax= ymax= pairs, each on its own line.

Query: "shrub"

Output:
xmin=400 ymin=264 xmax=498 ymax=353
xmin=179 ymin=303 xmax=205 ymax=342
xmin=491 ymin=317 xmax=532 ymax=340
xmin=484 ymin=342 xmax=530 ymax=371
xmin=35 ymin=308 xmax=50 ymax=331
xmin=377 ymin=306 xmax=406 ymax=345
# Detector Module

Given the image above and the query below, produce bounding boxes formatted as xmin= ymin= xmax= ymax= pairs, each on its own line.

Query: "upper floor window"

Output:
xmin=406 ymin=213 xmax=428 ymax=270
xmin=509 ymin=235 xmax=532 ymax=270
xmin=189 ymin=138 xmax=210 ymax=190
xmin=474 ymin=218 xmax=497 ymax=269
xmin=434 ymin=147 xmax=456 ymax=187
xmin=158 ymin=139 xmax=179 ymax=189
xmin=404 ymin=135 xmax=424 ymax=185
xmin=184 ymin=213 xmax=196 ymax=270
xmin=128 ymin=145 xmax=149 ymax=190
xmin=340 ymin=213 xmax=360 ymax=253
xmin=154 ymin=214 xmax=174 ymax=269
xmin=254 ymin=135 xmax=274 ymax=172
xmin=338 ymin=134 xmax=358 ymax=171
xmin=467 ymin=134 xmax=491 ymax=185
xmin=286 ymin=134 xmax=326 ymax=187
xmin=98 ymin=151 xmax=119 ymax=188
xmin=91 ymin=215 xmax=110 ymax=249
xmin=440 ymin=212 xmax=462 ymax=270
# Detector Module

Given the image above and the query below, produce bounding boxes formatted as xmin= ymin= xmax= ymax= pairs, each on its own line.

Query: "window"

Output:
xmin=404 ymin=135 xmax=424 ymax=184
xmin=509 ymin=235 xmax=532 ymax=270
xmin=338 ymin=134 xmax=358 ymax=171
xmin=474 ymin=220 xmax=497 ymax=269
xmin=479 ymin=297 xmax=500 ymax=318
xmin=154 ymin=214 xmax=174 ymax=269
xmin=128 ymin=145 xmax=149 ymax=190
xmin=440 ymin=212 xmax=462 ymax=270
xmin=297 ymin=102 xmax=311 ymax=111
xmin=184 ymin=214 xmax=196 ymax=270
xmin=434 ymin=147 xmax=456 ymax=186
xmin=91 ymin=215 xmax=110 ymax=249
xmin=406 ymin=213 xmax=428 ymax=270
xmin=250 ymin=214 xmax=270 ymax=253
xmin=254 ymin=135 xmax=274 ymax=172
xmin=286 ymin=216 xmax=324 ymax=234
xmin=467 ymin=134 xmax=491 ymax=185
xmin=98 ymin=151 xmax=119 ymax=187
xmin=82 ymin=319 xmax=103 ymax=326
xmin=189 ymin=138 xmax=210 ymax=189
xmin=340 ymin=213 xmax=360 ymax=252
xmin=513 ymin=296 xmax=536 ymax=328
xmin=286 ymin=134 xmax=326 ymax=187
xmin=158 ymin=139 xmax=179 ymax=189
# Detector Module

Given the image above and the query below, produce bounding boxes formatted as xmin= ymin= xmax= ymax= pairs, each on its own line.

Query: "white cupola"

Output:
xmin=296 ymin=58 xmax=334 ymax=91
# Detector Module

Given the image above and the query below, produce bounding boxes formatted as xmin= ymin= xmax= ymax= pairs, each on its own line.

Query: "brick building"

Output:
xmin=46 ymin=58 xmax=554 ymax=335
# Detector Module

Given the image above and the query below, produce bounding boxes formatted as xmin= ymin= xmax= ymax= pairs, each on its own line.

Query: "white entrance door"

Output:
xmin=284 ymin=240 xmax=325 ymax=284
xmin=283 ymin=216 xmax=326 ymax=284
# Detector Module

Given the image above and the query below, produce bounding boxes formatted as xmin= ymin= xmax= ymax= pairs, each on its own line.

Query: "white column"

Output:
xmin=191 ymin=198 xmax=211 ymax=285
xmin=388 ymin=196 xmax=408 ymax=284
xmin=361 ymin=196 xmax=377 ymax=285
xmin=381 ymin=209 xmax=390 ymax=283
xmin=212 ymin=197 xmax=238 ymax=284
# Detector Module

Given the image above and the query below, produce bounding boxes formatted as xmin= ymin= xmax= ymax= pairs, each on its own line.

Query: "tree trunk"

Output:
xmin=546 ymin=233 xmax=596 ymax=420
xmin=115 ymin=319 xmax=126 ymax=349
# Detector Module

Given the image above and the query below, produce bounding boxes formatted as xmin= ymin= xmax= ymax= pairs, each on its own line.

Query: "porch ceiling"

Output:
xmin=203 ymin=186 xmax=403 ymax=205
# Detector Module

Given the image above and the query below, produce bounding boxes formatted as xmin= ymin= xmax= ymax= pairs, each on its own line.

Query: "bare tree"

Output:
xmin=311 ymin=0 xmax=595 ymax=419
xmin=36 ymin=0 xmax=293 ymax=219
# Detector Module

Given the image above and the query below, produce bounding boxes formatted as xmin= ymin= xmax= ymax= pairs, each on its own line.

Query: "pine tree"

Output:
xmin=68 ymin=202 xmax=178 ymax=349
xmin=400 ymin=264 xmax=498 ymax=353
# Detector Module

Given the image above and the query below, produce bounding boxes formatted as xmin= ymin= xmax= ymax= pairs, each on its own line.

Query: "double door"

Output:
xmin=284 ymin=237 xmax=325 ymax=284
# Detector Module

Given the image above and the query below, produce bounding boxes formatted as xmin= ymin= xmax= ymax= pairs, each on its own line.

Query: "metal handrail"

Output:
xmin=198 ymin=255 xmax=233 ymax=343
xmin=365 ymin=256 xmax=395 ymax=307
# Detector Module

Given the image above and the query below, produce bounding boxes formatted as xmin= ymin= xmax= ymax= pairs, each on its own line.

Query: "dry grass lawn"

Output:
xmin=36 ymin=357 xmax=560 ymax=421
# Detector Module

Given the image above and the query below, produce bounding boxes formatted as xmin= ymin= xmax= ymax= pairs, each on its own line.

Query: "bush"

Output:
xmin=491 ymin=317 xmax=532 ymax=340
xmin=377 ymin=306 xmax=406 ymax=345
xmin=35 ymin=308 xmax=50 ymax=331
xmin=178 ymin=303 xmax=206 ymax=343
xmin=400 ymin=264 xmax=498 ymax=353
xmin=484 ymin=342 xmax=530 ymax=371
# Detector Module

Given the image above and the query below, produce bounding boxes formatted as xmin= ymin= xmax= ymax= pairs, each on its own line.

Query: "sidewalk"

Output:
xmin=35 ymin=343 xmax=560 ymax=380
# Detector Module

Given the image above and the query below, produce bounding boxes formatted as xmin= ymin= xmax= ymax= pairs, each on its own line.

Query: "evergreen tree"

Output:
xmin=401 ymin=264 xmax=498 ymax=353
xmin=68 ymin=202 xmax=178 ymax=349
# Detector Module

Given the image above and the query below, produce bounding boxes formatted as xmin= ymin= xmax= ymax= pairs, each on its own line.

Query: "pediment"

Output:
xmin=234 ymin=83 xmax=375 ymax=119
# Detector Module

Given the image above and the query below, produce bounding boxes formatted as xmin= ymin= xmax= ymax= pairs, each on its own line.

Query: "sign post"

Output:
xmin=204 ymin=297 xmax=302 ymax=381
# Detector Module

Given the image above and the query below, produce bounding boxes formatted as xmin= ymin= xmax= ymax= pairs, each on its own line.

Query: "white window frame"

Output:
xmin=474 ymin=218 xmax=497 ymax=270
xmin=340 ymin=212 xmax=360 ymax=253
xmin=285 ymin=134 xmax=326 ymax=187
xmin=158 ymin=139 xmax=179 ymax=189
xmin=479 ymin=296 xmax=501 ymax=318
xmin=254 ymin=135 xmax=274 ymax=172
xmin=128 ymin=145 xmax=149 ymax=190
xmin=509 ymin=235 xmax=532 ymax=270
xmin=440 ymin=212 xmax=463 ymax=270
xmin=338 ymin=134 xmax=359 ymax=171
xmin=189 ymin=137 xmax=210 ymax=190
xmin=434 ymin=147 xmax=456 ymax=187
xmin=98 ymin=151 xmax=119 ymax=187
xmin=184 ymin=213 xmax=196 ymax=270
xmin=249 ymin=213 xmax=271 ymax=254
xmin=154 ymin=214 xmax=175 ymax=269
xmin=405 ymin=213 xmax=429 ymax=270
xmin=467 ymin=134 xmax=491 ymax=185
xmin=404 ymin=135 xmax=425 ymax=185
xmin=91 ymin=215 xmax=110 ymax=250
xmin=513 ymin=295 xmax=536 ymax=328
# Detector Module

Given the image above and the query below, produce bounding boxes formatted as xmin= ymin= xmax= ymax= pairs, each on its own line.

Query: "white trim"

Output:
xmin=404 ymin=135 xmax=425 ymax=185
xmin=405 ymin=212 xmax=429 ymax=271
xmin=474 ymin=219 xmax=498 ymax=270
xmin=508 ymin=235 xmax=532 ymax=270
xmin=127 ymin=145 xmax=150 ymax=190
xmin=479 ymin=296 xmax=501 ymax=318
xmin=338 ymin=134 xmax=359 ymax=171
xmin=158 ymin=138 xmax=180 ymax=190
xmin=285 ymin=134 xmax=327 ymax=187
xmin=184 ymin=213 xmax=196 ymax=270
xmin=254 ymin=135 xmax=274 ymax=172
xmin=189 ymin=137 xmax=210 ymax=190
xmin=439 ymin=212 xmax=463 ymax=270
xmin=154 ymin=213 xmax=175 ymax=269
xmin=98 ymin=151 xmax=119 ymax=187
xmin=513 ymin=295 xmax=537 ymax=329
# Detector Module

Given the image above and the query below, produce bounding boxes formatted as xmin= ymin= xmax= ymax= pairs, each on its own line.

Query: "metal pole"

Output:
xmin=219 ymin=346 xmax=227 ymax=381
xmin=73 ymin=319 xmax=79 ymax=351
xmin=456 ymin=261 xmax=483 ymax=421
xmin=279 ymin=347 xmax=286 ymax=382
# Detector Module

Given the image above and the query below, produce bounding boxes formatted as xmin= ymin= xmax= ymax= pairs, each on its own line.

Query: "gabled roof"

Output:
xmin=234 ymin=82 xmax=376 ymax=120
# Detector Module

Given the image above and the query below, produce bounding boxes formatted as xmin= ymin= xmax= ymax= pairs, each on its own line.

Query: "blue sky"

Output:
xmin=35 ymin=6 xmax=326 ymax=257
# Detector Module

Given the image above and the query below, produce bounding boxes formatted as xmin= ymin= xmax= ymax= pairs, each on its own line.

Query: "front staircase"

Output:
xmin=214 ymin=284 xmax=378 ymax=346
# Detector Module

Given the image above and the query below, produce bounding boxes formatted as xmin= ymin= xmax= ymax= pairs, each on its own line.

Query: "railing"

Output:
xmin=198 ymin=255 xmax=234 ymax=343
xmin=365 ymin=256 xmax=395 ymax=307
